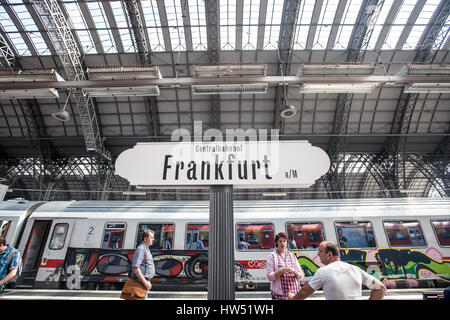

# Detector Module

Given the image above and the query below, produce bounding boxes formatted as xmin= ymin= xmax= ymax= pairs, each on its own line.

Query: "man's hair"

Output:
xmin=142 ymin=229 xmax=154 ymax=240
xmin=0 ymin=236 xmax=6 ymax=246
xmin=323 ymin=241 xmax=340 ymax=258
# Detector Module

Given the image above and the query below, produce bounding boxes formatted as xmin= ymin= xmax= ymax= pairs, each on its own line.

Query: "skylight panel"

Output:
xmin=87 ymin=1 xmax=117 ymax=53
xmin=293 ymin=0 xmax=315 ymax=49
xmin=313 ymin=0 xmax=339 ymax=49
xmin=263 ymin=0 xmax=283 ymax=50
xmin=242 ymin=0 xmax=260 ymax=50
xmin=333 ymin=0 xmax=363 ymax=49
xmin=189 ymin=0 xmax=207 ymax=51
xmin=141 ymin=0 xmax=165 ymax=52
xmin=0 ymin=6 xmax=30 ymax=55
xmin=29 ymin=32 xmax=50 ymax=55
xmin=8 ymin=3 xmax=50 ymax=55
xmin=62 ymin=2 xmax=97 ymax=54
xmin=220 ymin=0 xmax=236 ymax=50
xmin=11 ymin=4 xmax=38 ymax=31
xmin=5 ymin=33 xmax=30 ymax=55
xmin=382 ymin=0 xmax=417 ymax=49
xmin=367 ymin=0 xmax=394 ymax=49
xmin=165 ymin=0 xmax=186 ymax=51
xmin=110 ymin=1 xmax=136 ymax=53
xmin=403 ymin=0 xmax=440 ymax=49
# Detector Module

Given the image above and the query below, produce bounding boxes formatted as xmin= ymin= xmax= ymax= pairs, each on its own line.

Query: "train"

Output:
xmin=0 ymin=197 xmax=449 ymax=291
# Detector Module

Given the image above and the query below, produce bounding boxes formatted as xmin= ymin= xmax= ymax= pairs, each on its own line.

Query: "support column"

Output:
xmin=208 ymin=185 xmax=234 ymax=300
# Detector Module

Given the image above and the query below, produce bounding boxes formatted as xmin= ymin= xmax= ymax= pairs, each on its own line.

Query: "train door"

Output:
xmin=34 ymin=219 xmax=74 ymax=289
xmin=18 ymin=220 xmax=52 ymax=287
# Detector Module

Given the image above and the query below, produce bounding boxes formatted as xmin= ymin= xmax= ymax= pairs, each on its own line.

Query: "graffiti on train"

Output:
xmin=48 ymin=248 xmax=209 ymax=285
xmin=296 ymin=247 xmax=450 ymax=283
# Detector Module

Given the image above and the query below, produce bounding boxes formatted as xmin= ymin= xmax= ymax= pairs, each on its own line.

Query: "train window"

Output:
xmin=286 ymin=222 xmax=325 ymax=250
xmin=236 ymin=223 xmax=274 ymax=251
xmin=102 ymin=222 xmax=126 ymax=250
xmin=383 ymin=221 xmax=426 ymax=247
xmin=431 ymin=220 xmax=450 ymax=247
xmin=186 ymin=224 xmax=209 ymax=250
xmin=335 ymin=221 xmax=376 ymax=248
xmin=0 ymin=220 xmax=11 ymax=238
xmin=49 ymin=223 xmax=69 ymax=250
xmin=137 ymin=223 xmax=174 ymax=249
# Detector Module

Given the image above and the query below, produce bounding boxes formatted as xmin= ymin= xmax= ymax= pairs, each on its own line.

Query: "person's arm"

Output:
xmin=0 ymin=268 xmax=17 ymax=287
xmin=290 ymin=252 xmax=304 ymax=280
xmin=288 ymin=284 xmax=315 ymax=300
xmin=362 ymin=270 xmax=386 ymax=300
xmin=367 ymin=278 xmax=386 ymax=300
xmin=133 ymin=267 xmax=152 ymax=291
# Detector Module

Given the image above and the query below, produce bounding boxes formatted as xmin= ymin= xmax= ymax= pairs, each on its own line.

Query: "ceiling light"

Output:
xmin=281 ymin=104 xmax=297 ymax=119
xmin=51 ymin=90 xmax=71 ymax=122
xmin=0 ymin=69 xmax=63 ymax=99
xmin=299 ymin=64 xmax=376 ymax=75
xmin=404 ymin=83 xmax=450 ymax=93
xmin=122 ymin=191 xmax=147 ymax=196
xmin=86 ymin=66 xmax=162 ymax=80
xmin=262 ymin=192 xmax=287 ymax=197
xmin=51 ymin=109 xmax=70 ymax=121
xmin=84 ymin=86 xmax=160 ymax=97
xmin=85 ymin=66 xmax=161 ymax=97
xmin=0 ymin=88 xmax=59 ymax=99
xmin=192 ymin=64 xmax=267 ymax=78
xmin=191 ymin=83 xmax=268 ymax=95
xmin=407 ymin=64 xmax=450 ymax=75
xmin=299 ymin=83 xmax=379 ymax=93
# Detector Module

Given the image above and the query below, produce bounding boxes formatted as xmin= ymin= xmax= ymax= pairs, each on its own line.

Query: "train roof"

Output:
xmin=18 ymin=197 xmax=450 ymax=220
xmin=0 ymin=200 xmax=44 ymax=217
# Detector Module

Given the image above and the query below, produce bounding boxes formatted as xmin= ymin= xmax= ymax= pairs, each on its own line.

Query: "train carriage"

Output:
xmin=0 ymin=197 xmax=449 ymax=290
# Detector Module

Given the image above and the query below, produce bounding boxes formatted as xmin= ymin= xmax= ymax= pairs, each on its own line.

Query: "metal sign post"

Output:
xmin=208 ymin=185 xmax=234 ymax=300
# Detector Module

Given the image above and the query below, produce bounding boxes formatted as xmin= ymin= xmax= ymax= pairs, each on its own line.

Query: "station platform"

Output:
xmin=0 ymin=288 xmax=426 ymax=300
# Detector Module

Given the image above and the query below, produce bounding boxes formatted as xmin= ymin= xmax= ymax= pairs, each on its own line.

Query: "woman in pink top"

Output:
xmin=266 ymin=232 xmax=304 ymax=300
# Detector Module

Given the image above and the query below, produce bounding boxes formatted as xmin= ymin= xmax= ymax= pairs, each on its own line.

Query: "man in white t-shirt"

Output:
xmin=288 ymin=241 xmax=386 ymax=300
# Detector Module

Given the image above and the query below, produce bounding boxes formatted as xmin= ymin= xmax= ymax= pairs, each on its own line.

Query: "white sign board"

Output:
xmin=115 ymin=141 xmax=330 ymax=189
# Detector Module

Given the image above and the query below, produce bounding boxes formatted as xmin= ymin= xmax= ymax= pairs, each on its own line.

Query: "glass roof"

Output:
xmin=382 ymin=0 xmax=418 ymax=49
xmin=242 ymin=0 xmax=260 ymax=50
xmin=220 ymin=0 xmax=236 ymax=50
xmin=0 ymin=0 xmax=447 ymax=56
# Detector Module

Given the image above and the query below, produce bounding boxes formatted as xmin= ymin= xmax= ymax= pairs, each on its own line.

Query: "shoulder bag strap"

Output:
xmin=6 ymin=249 xmax=17 ymax=268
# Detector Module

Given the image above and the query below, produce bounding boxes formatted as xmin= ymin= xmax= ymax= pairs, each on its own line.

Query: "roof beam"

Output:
xmin=124 ymin=0 xmax=161 ymax=140
xmin=272 ymin=0 xmax=301 ymax=133
xmin=326 ymin=0 xmax=392 ymax=198
xmin=205 ymin=0 xmax=221 ymax=131
xmin=375 ymin=0 xmax=450 ymax=197
xmin=0 ymin=31 xmax=18 ymax=70
xmin=124 ymin=0 xmax=150 ymax=62
xmin=101 ymin=1 xmax=125 ymax=53
xmin=415 ymin=0 xmax=450 ymax=63
xmin=31 ymin=0 xmax=110 ymax=162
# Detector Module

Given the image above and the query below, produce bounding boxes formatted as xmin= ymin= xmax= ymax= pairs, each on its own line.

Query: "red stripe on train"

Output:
xmin=40 ymin=259 xmax=64 ymax=268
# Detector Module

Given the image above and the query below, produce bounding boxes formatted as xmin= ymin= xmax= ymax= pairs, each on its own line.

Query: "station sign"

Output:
xmin=115 ymin=141 xmax=330 ymax=189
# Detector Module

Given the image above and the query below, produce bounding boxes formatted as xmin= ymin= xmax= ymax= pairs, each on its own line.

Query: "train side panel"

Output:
xmin=2 ymin=198 xmax=449 ymax=290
